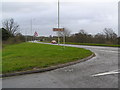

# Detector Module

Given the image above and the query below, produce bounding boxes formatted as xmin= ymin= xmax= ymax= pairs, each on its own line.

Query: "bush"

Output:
xmin=2 ymin=35 xmax=25 ymax=46
xmin=1 ymin=28 xmax=12 ymax=41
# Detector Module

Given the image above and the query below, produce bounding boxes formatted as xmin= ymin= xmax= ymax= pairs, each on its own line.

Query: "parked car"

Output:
xmin=51 ymin=40 xmax=57 ymax=44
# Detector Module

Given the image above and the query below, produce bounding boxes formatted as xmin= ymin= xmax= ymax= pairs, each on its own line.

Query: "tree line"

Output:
xmin=45 ymin=28 xmax=119 ymax=45
xmin=1 ymin=18 xmax=120 ymax=45
xmin=65 ymin=28 xmax=119 ymax=45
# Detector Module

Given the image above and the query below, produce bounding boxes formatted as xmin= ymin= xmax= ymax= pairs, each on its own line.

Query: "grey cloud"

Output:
xmin=1 ymin=1 xmax=118 ymax=36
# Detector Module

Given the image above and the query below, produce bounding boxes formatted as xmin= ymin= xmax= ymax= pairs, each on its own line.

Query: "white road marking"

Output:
xmin=65 ymin=69 xmax=73 ymax=72
xmin=99 ymin=50 xmax=118 ymax=53
xmin=92 ymin=69 xmax=120 ymax=77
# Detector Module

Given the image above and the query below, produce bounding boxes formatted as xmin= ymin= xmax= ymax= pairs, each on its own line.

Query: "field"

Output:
xmin=2 ymin=42 xmax=93 ymax=74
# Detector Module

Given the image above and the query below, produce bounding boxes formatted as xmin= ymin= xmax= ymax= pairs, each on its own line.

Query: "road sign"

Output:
xmin=34 ymin=31 xmax=38 ymax=37
xmin=53 ymin=28 xmax=64 ymax=31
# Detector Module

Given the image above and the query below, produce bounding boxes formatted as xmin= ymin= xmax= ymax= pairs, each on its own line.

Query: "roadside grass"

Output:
xmin=39 ymin=41 xmax=120 ymax=47
xmin=65 ymin=42 xmax=120 ymax=47
xmin=2 ymin=42 xmax=93 ymax=74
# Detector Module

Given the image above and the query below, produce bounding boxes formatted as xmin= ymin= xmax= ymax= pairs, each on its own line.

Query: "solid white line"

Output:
xmin=99 ymin=50 xmax=118 ymax=53
xmin=92 ymin=70 xmax=120 ymax=77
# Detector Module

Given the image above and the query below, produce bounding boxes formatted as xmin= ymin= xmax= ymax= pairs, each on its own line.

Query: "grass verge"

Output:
xmin=2 ymin=42 xmax=93 ymax=74
xmin=65 ymin=42 xmax=120 ymax=47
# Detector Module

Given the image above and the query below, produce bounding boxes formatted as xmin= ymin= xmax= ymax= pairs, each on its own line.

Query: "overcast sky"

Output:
xmin=1 ymin=0 xmax=119 ymax=36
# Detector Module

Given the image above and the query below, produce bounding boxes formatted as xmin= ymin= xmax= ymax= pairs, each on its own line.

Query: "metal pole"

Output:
xmin=58 ymin=0 xmax=60 ymax=45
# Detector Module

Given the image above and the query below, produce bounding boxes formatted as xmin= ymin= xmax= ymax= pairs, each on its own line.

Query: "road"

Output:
xmin=2 ymin=43 xmax=119 ymax=88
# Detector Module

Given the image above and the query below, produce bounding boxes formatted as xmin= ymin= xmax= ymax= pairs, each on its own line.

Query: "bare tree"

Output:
xmin=79 ymin=29 xmax=88 ymax=35
xmin=94 ymin=33 xmax=106 ymax=44
xmin=57 ymin=28 xmax=71 ymax=37
xmin=75 ymin=29 xmax=89 ymax=43
xmin=56 ymin=28 xmax=71 ymax=43
xmin=2 ymin=18 xmax=19 ymax=36
xmin=103 ymin=28 xmax=117 ymax=39
xmin=103 ymin=28 xmax=117 ymax=44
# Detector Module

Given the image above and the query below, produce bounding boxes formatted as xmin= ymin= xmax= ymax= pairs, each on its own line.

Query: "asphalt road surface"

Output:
xmin=2 ymin=43 xmax=119 ymax=88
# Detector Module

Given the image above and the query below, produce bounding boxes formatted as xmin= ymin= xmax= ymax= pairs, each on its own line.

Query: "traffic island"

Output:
xmin=2 ymin=42 xmax=95 ymax=77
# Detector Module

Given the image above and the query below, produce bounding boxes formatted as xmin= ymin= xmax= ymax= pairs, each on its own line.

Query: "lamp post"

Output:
xmin=53 ymin=0 xmax=65 ymax=47
xmin=57 ymin=0 xmax=60 ymax=45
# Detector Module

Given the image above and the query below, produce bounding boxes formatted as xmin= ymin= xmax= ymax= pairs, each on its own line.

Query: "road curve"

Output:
xmin=2 ymin=43 xmax=119 ymax=88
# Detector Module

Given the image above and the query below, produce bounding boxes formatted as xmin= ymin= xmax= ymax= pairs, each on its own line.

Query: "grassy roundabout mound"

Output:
xmin=2 ymin=42 xmax=93 ymax=74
